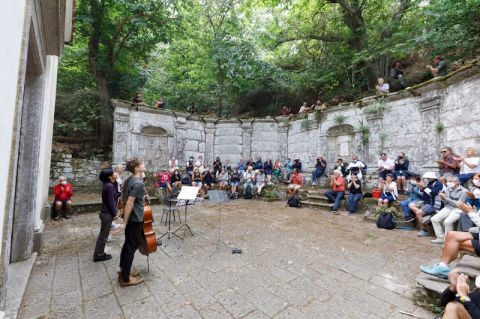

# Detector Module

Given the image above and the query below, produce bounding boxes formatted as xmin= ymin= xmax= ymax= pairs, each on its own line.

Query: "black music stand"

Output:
xmin=172 ymin=186 xmax=200 ymax=240
xmin=208 ymin=190 xmax=231 ymax=257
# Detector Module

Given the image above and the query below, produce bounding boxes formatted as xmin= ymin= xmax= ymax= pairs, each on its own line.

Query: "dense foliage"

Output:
xmin=54 ymin=0 xmax=480 ymax=146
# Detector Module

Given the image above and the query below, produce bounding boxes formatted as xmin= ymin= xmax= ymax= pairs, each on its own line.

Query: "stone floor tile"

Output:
xmin=184 ymin=287 xmax=217 ymax=310
xmin=243 ymin=310 xmax=269 ymax=319
xmin=243 ymin=286 xmax=288 ymax=317
xmin=83 ymin=293 xmax=122 ymax=319
xmin=121 ymin=296 xmax=167 ymax=319
xmin=112 ymin=278 xmax=152 ymax=306
xmin=272 ymin=306 xmax=308 ymax=319
xmin=50 ymin=305 xmax=84 ymax=319
xmin=215 ymin=288 xmax=256 ymax=318
xmin=167 ymin=304 xmax=202 ymax=319
xmin=198 ymin=302 xmax=234 ymax=319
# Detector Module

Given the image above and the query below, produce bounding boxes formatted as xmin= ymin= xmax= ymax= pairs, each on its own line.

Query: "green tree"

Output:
xmin=75 ymin=0 xmax=178 ymax=149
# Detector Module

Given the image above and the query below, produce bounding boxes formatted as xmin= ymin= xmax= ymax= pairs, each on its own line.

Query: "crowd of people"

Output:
xmin=281 ymin=56 xmax=449 ymax=116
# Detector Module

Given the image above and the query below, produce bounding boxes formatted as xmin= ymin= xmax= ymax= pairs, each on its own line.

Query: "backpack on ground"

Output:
xmin=287 ymin=196 xmax=301 ymax=208
xmin=376 ymin=212 xmax=396 ymax=229
xmin=244 ymin=185 xmax=253 ymax=199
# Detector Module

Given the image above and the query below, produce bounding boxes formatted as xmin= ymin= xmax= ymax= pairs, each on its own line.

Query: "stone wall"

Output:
xmin=112 ymin=63 xmax=480 ymax=176
xmin=50 ymin=151 xmax=104 ymax=193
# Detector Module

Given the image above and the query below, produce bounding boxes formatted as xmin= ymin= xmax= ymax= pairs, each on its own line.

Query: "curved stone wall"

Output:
xmin=112 ymin=62 xmax=480 ymax=174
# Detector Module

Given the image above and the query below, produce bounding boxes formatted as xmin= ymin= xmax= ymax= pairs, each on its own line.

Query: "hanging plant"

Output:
xmin=334 ymin=114 xmax=345 ymax=124
xmin=435 ymin=122 xmax=445 ymax=134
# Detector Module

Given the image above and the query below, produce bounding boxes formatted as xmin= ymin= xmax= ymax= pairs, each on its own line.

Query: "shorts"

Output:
xmin=380 ymin=193 xmax=395 ymax=202
xmin=160 ymin=183 xmax=168 ymax=189
xmin=472 ymin=233 xmax=480 ymax=256
xmin=395 ymin=170 xmax=408 ymax=177
xmin=420 ymin=204 xmax=437 ymax=216
xmin=231 ymin=181 xmax=240 ymax=187
xmin=288 ymin=184 xmax=301 ymax=191
xmin=192 ymin=181 xmax=202 ymax=187
xmin=379 ymin=170 xmax=395 ymax=180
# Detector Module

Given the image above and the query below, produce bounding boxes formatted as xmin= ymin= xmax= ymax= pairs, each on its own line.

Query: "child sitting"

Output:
xmin=378 ymin=173 xmax=398 ymax=207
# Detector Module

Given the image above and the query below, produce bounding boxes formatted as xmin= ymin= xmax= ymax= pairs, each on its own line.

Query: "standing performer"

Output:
xmin=119 ymin=158 xmax=146 ymax=287
xmin=93 ymin=168 xmax=116 ymax=262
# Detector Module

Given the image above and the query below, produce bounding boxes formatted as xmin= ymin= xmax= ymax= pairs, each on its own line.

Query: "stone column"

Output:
xmin=112 ymin=106 xmax=130 ymax=164
xmin=204 ymin=122 xmax=216 ymax=165
xmin=174 ymin=115 xmax=188 ymax=163
xmin=419 ymin=96 xmax=442 ymax=174
xmin=33 ymin=56 xmax=58 ymax=249
xmin=241 ymin=122 xmax=253 ymax=160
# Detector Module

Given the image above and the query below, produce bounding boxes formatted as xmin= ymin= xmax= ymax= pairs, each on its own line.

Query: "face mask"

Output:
xmin=61 ymin=181 xmax=67 ymax=185
xmin=446 ymin=182 xmax=455 ymax=188
xmin=410 ymin=181 xmax=416 ymax=186
xmin=473 ymin=179 xmax=480 ymax=187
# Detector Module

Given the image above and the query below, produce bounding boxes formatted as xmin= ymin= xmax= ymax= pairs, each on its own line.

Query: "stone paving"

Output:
xmin=18 ymin=200 xmax=440 ymax=319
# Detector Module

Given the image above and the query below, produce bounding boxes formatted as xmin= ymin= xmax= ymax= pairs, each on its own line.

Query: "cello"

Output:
xmin=139 ymin=190 xmax=157 ymax=258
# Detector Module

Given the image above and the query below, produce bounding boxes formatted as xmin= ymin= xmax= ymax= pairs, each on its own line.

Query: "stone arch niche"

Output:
xmin=137 ymin=125 xmax=170 ymax=170
xmin=326 ymin=124 xmax=355 ymax=163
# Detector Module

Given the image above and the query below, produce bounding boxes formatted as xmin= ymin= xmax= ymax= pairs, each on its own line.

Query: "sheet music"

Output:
xmin=177 ymin=186 xmax=200 ymax=200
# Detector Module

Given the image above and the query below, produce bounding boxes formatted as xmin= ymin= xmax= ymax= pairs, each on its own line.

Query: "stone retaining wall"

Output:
xmin=49 ymin=151 xmax=104 ymax=193
xmin=112 ymin=63 xmax=480 ymax=178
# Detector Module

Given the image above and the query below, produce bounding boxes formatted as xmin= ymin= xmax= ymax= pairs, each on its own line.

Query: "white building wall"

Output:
xmin=34 ymin=56 xmax=59 ymax=230
xmin=0 ymin=0 xmax=28 ymax=257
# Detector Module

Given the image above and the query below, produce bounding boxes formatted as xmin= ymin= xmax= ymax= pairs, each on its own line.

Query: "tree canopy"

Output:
xmin=54 ymin=0 xmax=480 ymax=149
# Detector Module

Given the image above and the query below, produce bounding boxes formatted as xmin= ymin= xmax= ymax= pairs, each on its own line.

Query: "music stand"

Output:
xmin=208 ymin=190 xmax=230 ymax=257
xmin=172 ymin=186 xmax=200 ymax=240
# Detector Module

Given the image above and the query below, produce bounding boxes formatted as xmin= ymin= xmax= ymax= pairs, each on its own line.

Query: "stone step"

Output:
xmin=300 ymin=200 xmax=333 ymax=209
xmin=416 ymin=255 xmax=480 ymax=299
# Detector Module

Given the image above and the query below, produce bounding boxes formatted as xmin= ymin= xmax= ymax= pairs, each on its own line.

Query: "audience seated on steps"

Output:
xmin=229 ymin=168 xmax=241 ymax=198
xmin=255 ymin=169 xmax=266 ymax=195
xmin=334 ymin=158 xmax=348 ymax=177
xmin=347 ymin=173 xmax=362 ymax=214
xmin=286 ymin=169 xmax=303 ymax=197
xmin=409 ymin=171 xmax=445 ymax=237
xmin=394 ymin=152 xmax=410 ymax=195
xmin=456 ymin=147 xmax=480 ymax=186
xmin=217 ymin=170 xmax=229 ymax=190
xmin=430 ymin=175 xmax=468 ymax=245
xmin=346 ymin=154 xmax=365 ymax=181
xmin=400 ymin=175 xmax=423 ymax=221
xmin=437 ymin=146 xmax=460 ymax=176
xmin=377 ymin=173 xmax=398 ymax=208
xmin=324 ymin=170 xmax=345 ymax=215
xmin=243 ymin=166 xmax=256 ymax=191
xmin=311 ymin=156 xmax=327 ymax=186
xmin=263 ymin=159 xmax=273 ymax=184
xmin=420 ymin=203 xmax=480 ymax=280
xmin=377 ymin=152 xmax=395 ymax=189
xmin=440 ymin=269 xmax=480 ymax=319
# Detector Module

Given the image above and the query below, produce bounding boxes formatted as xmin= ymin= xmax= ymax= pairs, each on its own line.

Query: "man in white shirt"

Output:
xmin=378 ymin=153 xmax=395 ymax=189
xmin=375 ymin=78 xmax=390 ymax=95
xmin=346 ymin=155 xmax=366 ymax=181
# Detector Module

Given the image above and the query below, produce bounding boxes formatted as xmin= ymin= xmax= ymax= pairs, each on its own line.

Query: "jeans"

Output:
xmin=458 ymin=173 xmax=475 ymax=186
xmin=400 ymin=198 xmax=415 ymax=218
xmin=347 ymin=193 xmax=362 ymax=213
xmin=324 ymin=190 xmax=345 ymax=211
xmin=311 ymin=169 xmax=325 ymax=183
xmin=93 ymin=212 xmax=113 ymax=258
xmin=119 ymin=221 xmax=143 ymax=282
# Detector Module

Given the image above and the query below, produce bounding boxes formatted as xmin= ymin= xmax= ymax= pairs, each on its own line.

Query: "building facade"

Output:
xmin=0 ymin=0 xmax=73 ymax=312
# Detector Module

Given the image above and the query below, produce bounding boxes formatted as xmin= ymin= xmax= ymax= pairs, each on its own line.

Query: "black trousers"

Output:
xmin=119 ymin=221 xmax=143 ymax=282
xmin=93 ymin=212 xmax=113 ymax=258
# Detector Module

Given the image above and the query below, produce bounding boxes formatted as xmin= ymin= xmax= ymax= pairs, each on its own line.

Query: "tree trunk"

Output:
xmin=87 ymin=0 xmax=112 ymax=152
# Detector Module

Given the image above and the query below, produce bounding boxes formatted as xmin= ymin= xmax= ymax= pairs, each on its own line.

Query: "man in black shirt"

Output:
xmin=119 ymin=158 xmax=146 ymax=287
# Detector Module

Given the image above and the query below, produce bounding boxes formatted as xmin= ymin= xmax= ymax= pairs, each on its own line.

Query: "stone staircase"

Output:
xmin=300 ymin=188 xmax=339 ymax=210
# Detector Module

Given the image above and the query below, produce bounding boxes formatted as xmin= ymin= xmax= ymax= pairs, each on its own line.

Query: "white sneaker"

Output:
xmin=311 ymin=182 xmax=317 ymax=186
xmin=430 ymin=238 xmax=444 ymax=245
xmin=111 ymin=222 xmax=120 ymax=230
xmin=107 ymin=235 xmax=114 ymax=242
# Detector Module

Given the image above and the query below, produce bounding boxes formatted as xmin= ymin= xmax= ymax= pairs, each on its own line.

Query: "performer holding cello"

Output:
xmin=118 ymin=158 xmax=146 ymax=287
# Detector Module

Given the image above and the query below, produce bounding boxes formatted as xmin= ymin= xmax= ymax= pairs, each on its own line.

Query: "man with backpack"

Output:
xmin=243 ymin=166 xmax=256 ymax=199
